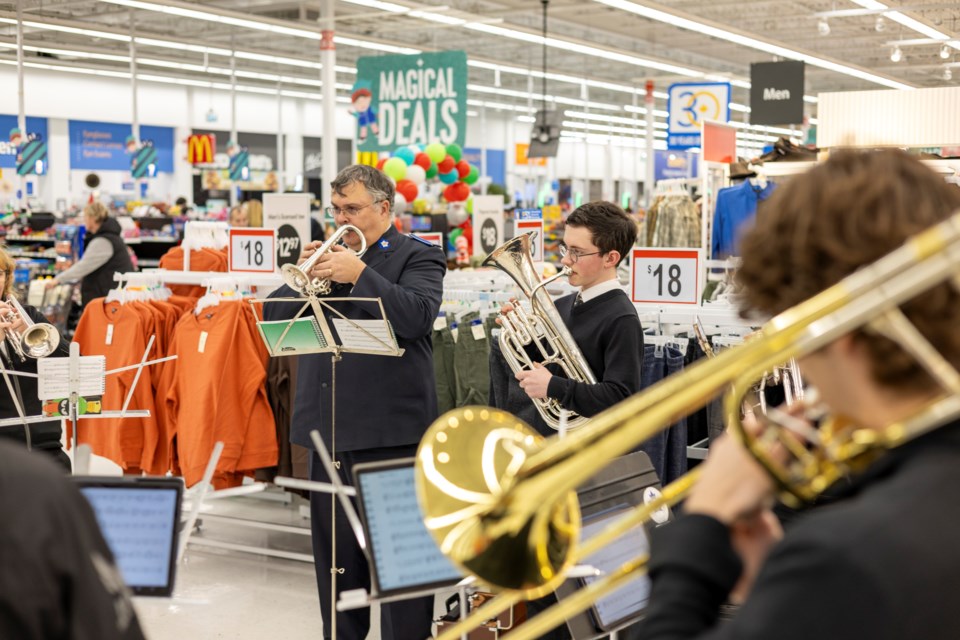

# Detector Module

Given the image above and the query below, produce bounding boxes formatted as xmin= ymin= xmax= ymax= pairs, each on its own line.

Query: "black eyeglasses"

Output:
xmin=558 ymin=244 xmax=602 ymax=263
xmin=323 ymin=200 xmax=382 ymax=218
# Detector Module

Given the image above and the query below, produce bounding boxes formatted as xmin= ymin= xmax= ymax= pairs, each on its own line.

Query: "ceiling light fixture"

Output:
xmin=817 ymin=18 xmax=831 ymax=36
xmin=591 ymin=0 xmax=914 ymax=90
xmin=944 ymin=68 xmax=953 ymax=81
xmin=891 ymin=46 xmax=903 ymax=63
xmin=875 ymin=15 xmax=886 ymax=32
xmin=941 ymin=44 xmax=951 ymax=59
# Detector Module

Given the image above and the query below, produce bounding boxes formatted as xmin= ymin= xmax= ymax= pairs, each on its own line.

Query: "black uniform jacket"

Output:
xmin=265 ymin=225 xmax=446 ymax=451
xmin=630 ymin=417 xmax=960 ymax=640
xmin=0 ymin=304 xmax=70 ymax=450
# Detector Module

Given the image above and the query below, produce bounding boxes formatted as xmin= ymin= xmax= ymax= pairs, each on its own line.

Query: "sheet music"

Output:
xmin=332 ymin=318 xmax=399 ymax=354
xmin=37 ymin=356 xmax=106 ymax=399
xmin=580 ymin=506 xmax=652 ymax=628
xmin=358 ymin=466 xmax=461 ymax=592
xmin=80 ymin=487 xmax=178 ymax=588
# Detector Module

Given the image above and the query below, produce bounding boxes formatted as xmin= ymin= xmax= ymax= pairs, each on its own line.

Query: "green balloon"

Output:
xmin=465 ymin=196 xmax=474 ymax=214
xmin=463 ymin=166 xmax=479 ymax=185
xmin=383 ymin=157 xmax=407 ymax=181
xmin=425 ymin=143 xmax=447 ymax=164
xmin=445 ymin=143 xmax=462 ymax=163
xmin=425 ymin=162 xmax=439 ymax=179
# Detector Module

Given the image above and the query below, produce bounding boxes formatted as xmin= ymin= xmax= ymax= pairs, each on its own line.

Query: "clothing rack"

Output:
xmin=114 ymin=269 xmax=283 ymax=290
xmin=180 ymin=221 xmax=229 ymax=271
xmin=655 ymin=177 xmax=698 ymax=196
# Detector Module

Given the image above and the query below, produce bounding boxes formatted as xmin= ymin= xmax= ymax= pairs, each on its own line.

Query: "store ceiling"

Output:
xmin=1 ymin=0 xmax=959 ymax=145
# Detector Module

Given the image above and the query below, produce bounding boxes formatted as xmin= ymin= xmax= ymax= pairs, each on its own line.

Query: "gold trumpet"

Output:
xmin=417 ymin=211 xmax=960 ymax=639
xmin=280 ymin=224 xmax=367 ymax=296
xmin=1 ymin=296 xmax=60 ymax=361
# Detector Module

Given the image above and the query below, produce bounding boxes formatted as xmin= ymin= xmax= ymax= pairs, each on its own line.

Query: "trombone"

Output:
xmin=416 ymin=211 xmax=960 ymax=639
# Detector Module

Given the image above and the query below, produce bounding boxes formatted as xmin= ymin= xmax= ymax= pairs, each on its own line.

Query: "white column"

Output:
xmin=320 ymin=0 xmax=337 ymax=208
xmin=276 ymin=84 xmax=285 ymax=192
xmin=644 ymin=79 xmax=655 ymax=208
xmin=41 ymin=119 xmax=70 ymax=209
xmin=16 ymin=0 xmax=25 ymax=209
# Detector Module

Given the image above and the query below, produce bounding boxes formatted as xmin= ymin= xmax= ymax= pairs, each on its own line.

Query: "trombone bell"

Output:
xmin=416 ymin=407 xmax=580 ymax=593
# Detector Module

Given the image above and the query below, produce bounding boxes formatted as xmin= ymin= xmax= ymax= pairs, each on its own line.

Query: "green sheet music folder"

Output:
xmin=257 ymin=317 xmax=329 ymax=356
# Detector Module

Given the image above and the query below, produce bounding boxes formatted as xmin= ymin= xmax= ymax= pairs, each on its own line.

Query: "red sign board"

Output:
xmin=701 ymin=121 xmax=737 ymax=164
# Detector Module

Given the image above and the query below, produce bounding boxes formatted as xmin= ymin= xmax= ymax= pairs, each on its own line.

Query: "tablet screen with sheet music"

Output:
xmin=75 ymin=476 xmax=183 ymax=597
xmin=353 ymin=459 xmax=463 ymax=597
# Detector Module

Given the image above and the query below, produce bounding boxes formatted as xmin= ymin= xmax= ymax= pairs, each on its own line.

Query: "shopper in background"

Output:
xmin=45 ymin=202 xmax=134 ymax=308
xmin=264 ymin=164 xmax=445 ymax=640
xmin=0 ymin=439 xmax=146 ymax=639
xmin=228 ymin=205 xmax=248 ymax=227
xmin=0 ymin=248 xmax=70 ymax=471
xmin=243 ymin=199 xmax=263 ymax=227
xmin=495 ymin=201 xmax=644 ymax=640
xmin=631 ymin=150 xmax=960 ymax=639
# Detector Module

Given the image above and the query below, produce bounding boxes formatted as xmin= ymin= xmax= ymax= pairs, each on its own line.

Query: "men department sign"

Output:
xmin=353 ymin=50 xmax=467 ymax=152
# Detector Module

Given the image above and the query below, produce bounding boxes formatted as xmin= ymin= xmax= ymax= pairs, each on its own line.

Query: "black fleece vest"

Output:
xmin=80 ymin=217 xmax=134 ymax=306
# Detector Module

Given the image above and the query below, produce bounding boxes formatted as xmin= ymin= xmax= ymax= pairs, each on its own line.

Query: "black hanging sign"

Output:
xmin=750 ymin=61 xmax=805 ymax=126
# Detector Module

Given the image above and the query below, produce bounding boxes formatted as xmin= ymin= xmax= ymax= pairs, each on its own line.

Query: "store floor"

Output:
xmin=80 ymin=452 xmax=450 ymax=639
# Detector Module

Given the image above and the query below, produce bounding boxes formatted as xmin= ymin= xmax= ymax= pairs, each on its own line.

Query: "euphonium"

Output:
xmin=1 ymin=296 xmax=60 ymax=360
xmin=417 ymin=210 xmax=960 ymax=640
xmin=280 ymin=224 xmax=367 ymax=296
xmin=483 ymin=232 xmax=597 ymax=430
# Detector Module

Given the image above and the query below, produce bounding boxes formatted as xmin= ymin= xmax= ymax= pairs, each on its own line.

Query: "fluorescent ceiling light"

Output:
xmin=850 ymin=1 xmax=950 ymax=42
xmin=592 ymin=0 xmax=913 ymax=90
xmin=464 ymin=22 xmax=703 ymax=78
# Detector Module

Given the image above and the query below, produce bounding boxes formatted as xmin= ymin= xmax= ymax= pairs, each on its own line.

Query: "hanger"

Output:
xmin=195 ymin=277 xmax=241 ymax=315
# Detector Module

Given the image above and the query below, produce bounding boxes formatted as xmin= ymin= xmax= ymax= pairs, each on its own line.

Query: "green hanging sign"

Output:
xmin=353 ymin=50 xmax=468 ymax=152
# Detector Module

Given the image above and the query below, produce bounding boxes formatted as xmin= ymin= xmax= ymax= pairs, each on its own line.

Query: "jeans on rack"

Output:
xmin=432 ymin=317 xmax=457 ymax=416
xmin=453 ymin=311 xmax=490 ymax=406
xmin=638 ymin=344 xmax=688 ymax=485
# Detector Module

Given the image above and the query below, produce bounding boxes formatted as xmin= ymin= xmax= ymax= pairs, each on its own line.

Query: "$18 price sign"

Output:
xmin=229 ymin=227 xmax=277 ymax=273
xmin=631 ymin=248 xmax=701 ymax=305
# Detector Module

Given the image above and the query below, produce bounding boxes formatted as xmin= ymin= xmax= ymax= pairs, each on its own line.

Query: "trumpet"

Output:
xmin=280 ymin=224 xmax=367 ymax=296
xmin=484 ymin=232 xmax=597 ymax=430
xmin=0 ymin=296 xmax=60 ymax=361
xmin=417 ymin=210 xmax=960 ymax=639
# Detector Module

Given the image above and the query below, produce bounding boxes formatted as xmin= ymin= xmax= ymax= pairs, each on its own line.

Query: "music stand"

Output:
xmin=254 ymin=294 xmax=403 ymax=640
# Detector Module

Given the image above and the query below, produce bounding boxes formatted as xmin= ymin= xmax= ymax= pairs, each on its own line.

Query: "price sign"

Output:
xmin=631 ymin=248 xmax=701 ymax=305
xmin=229 ymin=227 xmax=276 ymax=273
xmin=473 ymin=195 xmax=505 ymax=257
xmin=416 ymin=232 xmax=445 ymax=248
xmin=516 ymin=219 xmax=544 ymax=262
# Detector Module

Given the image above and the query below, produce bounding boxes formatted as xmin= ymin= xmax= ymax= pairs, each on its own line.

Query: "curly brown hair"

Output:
xmin=737 ymin=149 xmax=960 ymax=392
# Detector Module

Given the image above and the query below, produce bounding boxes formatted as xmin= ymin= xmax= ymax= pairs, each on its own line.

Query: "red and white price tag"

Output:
xmin=417 ymin=232 xmax=444 ymax=248
xmin=631 ymin=248 xmax=701 ymax=305
xmin=516 ymin=219 xmax=544 ymax=262
xmin=229 ymin=227 xmax=277 ymax=273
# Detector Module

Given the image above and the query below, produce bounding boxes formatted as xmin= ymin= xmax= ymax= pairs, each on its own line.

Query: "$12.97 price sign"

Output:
xmin=229 ymin=227 xmax=277 ymax=273
xmin=631 ymin=248 xmax=701 ymax=305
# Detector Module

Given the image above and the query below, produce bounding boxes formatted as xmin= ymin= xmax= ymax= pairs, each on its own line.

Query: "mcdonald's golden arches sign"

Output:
xmin=187 ymin=134 xmax=216 ymax=164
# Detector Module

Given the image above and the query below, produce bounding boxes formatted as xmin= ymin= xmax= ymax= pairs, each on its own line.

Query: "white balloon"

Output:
xmin=406 ymin=164 xmax=426 ymax=185
xmin=446 ymin=202 xmax=469 ymax=226
xmin=393 ymin=193 xmax=408 ymax=215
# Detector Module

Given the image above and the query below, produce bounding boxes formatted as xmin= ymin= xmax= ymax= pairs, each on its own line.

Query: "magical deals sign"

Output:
xmin=353 ymin=50 xmax=467 ymax=152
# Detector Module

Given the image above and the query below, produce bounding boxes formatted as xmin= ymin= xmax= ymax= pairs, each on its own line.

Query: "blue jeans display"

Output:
xmin=637 ymin=344 xmax=688 ymax=485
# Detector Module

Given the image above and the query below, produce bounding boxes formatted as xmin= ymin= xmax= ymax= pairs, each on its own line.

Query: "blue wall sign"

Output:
xmin=68 ymin=120 xmax=174 ymax=172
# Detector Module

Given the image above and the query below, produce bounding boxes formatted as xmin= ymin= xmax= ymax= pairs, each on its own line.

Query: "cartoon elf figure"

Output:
xmin=349 ymin=85 xmax=378 ymax=142
xmin=9 ymin=128 xmax=23 ymax=164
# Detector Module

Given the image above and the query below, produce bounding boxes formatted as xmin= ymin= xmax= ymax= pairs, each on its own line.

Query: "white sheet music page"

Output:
xmin=38 ymin=356 xmax=106 ymax=399
xmin=331 ymin=318 xmax=398 ymax=354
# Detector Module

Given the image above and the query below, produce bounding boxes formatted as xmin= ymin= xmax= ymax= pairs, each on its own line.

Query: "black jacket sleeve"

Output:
xmin=629 ymin=514 xmax=901 ymax=640
xmin=350 ymin=245 xmax=446 ymax=340
xmin=546 ymin=313 xmax=644 ymax=417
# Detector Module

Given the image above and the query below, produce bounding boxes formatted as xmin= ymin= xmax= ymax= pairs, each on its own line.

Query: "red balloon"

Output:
xmin=455 ymin=181 xmax=472 ymax=201
xmin=414 ymin=153 xmax=432 ymax=171
xmin=396 ymin=179 xmax=418 ymax=202
xmin=438 ymin=156 xmax=456 ymax=174
xmin=456 ymin=160 xmax=470 ymax=179
xmin=376 ymin=157 xmax=388 ymax=170
xmin=443 ymin=181 xmax=470 ymax=202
